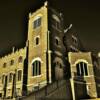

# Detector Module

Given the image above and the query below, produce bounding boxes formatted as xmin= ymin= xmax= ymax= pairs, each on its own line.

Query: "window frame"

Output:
xmin=32 ymin=60 xmax=41 ymax=77
xmin=34 ymin=36 xmax=40 ymax=46
xmin=9 ymin=73 xmax=12 ymax=83
xmin=17 ymin=70 xmax=22 ymax=81
xmin=76 ymin=62 xmax=88 ymax=77
xmin=72 ymin=35 xmax=78 ymax=45
xmin=33 ymin=17 xmax=42 ymax=29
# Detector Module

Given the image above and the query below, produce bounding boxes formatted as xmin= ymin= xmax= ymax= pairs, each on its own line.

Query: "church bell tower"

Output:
xmin=27 ymin=2 xmax=52 ymax=92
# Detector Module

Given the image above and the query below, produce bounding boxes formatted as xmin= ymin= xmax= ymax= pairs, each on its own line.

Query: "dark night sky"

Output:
xmin=0 ymin=0 xmax=100 ymax=56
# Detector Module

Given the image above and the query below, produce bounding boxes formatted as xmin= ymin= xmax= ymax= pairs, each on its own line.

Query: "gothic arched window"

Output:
xmin=32 ymin=60 xmax=41 ymax=76
xmin=18 ymin=56 xmax=23 ymax=63
xmin=76 ymin=62 xmax=88 ymax=76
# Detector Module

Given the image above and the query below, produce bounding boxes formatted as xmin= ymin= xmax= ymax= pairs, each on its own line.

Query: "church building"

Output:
xmin=0 ymin=1 xmax=99 ymax=100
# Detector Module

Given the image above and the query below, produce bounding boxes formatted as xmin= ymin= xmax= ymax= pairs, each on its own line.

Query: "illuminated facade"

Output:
xmin=0 ymin=1 xmax=99 ymax=100
xmin=0 ymin=48 xmax=26 ymax=98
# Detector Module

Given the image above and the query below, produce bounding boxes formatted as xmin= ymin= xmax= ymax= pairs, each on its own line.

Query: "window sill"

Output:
xmin=31 ymin=74 xmax=43 ymax=78
xmin=75 ymin=75 xmax=94 ymax=78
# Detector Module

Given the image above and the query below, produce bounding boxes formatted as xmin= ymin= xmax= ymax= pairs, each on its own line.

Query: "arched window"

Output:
xmin=55 ymin=37 xmax=60 ymax=46
xmin=56 ymin=39 xmax=59 ymax=45
xmin=33 ymin=17 xmax=41 ymax=29
xmin=3 ymin=63 xmax=7 ymax=68
xmin=10 ymin=60 xmax=14 ymax=66
xmin=18 ymin=56 xmax=23 ymax=63
xmin=36 ymin=37 xmax=39 ymax=45
xmin=32 ymin=60 xmax=41 ymax=76
xmin=84 ymin=63 xmax=88 ymax=76
xmin=76 ymin=62 xmax=88 ymax=76
xmin=52 ymin=14 xmax=61 ymax=30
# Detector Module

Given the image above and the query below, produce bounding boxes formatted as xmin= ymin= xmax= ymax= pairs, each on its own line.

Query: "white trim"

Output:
xmin=31 ymin=57 xmax=42 ymax=77
xmin=75 ymin=75 xmax=94 ymax=78
xmin=17 ymin=69 xmax=22 ymax=82
xmin=98 ymin=52 xmax=100 ymax=57
xmin=31 ymin=74 xmax=43 ymax=78
xmin=33 ymin=14 xmax=42 ymax=21
xmin=27 ymin=80 xmax=47 ymax=87
xmin=75 ymin=59 xmax=88 ymax=65
xmin=70 ymin=45 xmax=78 ymax=51
xmin=52 ymin=14 xmax=60 ymax=22
xmin=8 ymin=71 xmax=15 ymax=74
xmin=74 ymin=80 xmax=91 ymax=85
xmin=32 ymin=15 xmax=42 ymax=29
xmin=31 ymin=57 xmax=42 ymax=64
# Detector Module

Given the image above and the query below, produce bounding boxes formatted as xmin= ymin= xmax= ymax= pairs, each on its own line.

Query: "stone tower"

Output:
xmin=27 ymin=2 xmax=51 ymax=92
xmin=26 ymin=2 xmax=67 ymax=92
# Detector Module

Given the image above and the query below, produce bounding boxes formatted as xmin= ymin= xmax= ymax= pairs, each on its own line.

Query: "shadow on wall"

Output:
xmin=74 ymin=76 xmax=91 ymax=100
